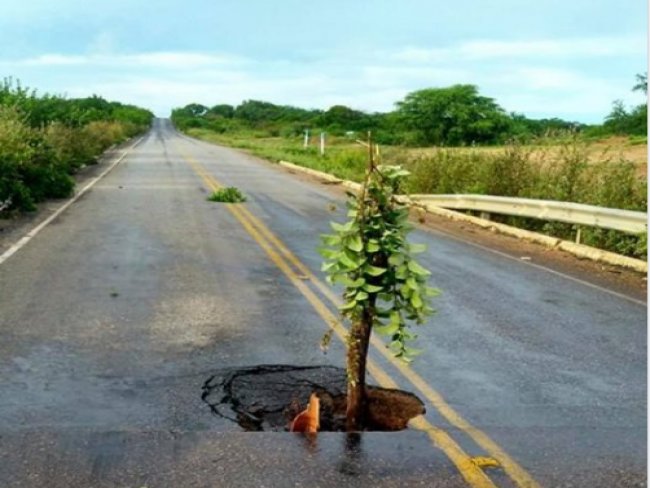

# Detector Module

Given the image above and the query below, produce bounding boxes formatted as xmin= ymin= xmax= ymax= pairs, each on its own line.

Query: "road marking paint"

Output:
xmin=212 ymin=180 xmax=541 ymax=487
xmin=0 ymin=137 xmax=143 ymax=266
xmin=179 ymin=148 xmax=496 ymax=488
xmin=183 ymin=147 xmax=545 ymax=488
xmin=189 ymin=132 xmax=645 ymax=307
xmin=417 ymin=224 xmax=646 ymax=308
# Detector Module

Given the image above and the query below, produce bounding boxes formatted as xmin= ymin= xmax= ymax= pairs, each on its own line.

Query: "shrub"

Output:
xmin=0 ymin=82 xmax=151 ymax=215
xmin=207 ymin=187 xmax=247 ymax=203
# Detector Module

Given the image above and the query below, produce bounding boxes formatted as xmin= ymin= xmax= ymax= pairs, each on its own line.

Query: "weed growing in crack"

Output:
xmin=207 ymin=187 xmax=247 ymax=203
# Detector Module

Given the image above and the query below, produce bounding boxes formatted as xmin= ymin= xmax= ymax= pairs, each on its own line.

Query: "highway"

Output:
xmin=0 ymin=119 xmax=645 ymax=487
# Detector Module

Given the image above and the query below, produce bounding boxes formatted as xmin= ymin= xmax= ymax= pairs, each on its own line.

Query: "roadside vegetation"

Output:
xmin=0 ymin=79 xmax=153 ymax=215
xmin=207 ymin=187 xmax=247 ymax=203
xmin=171 ymin=76 xmax=647 ymax=260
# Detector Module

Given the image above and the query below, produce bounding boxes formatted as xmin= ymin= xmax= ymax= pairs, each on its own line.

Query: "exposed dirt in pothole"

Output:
xmin=202 ymin=365 xmax=425 ymax=432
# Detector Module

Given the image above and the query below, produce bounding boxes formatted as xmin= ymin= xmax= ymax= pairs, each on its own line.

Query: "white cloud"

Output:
xmin=21 ymin=54 xmax=87 ymax=66
xmin=0 ymin=35 xmax=644 ymax=122
xmin=7 ymin=51 xmax=247 ymax=70
xmin=459 ymin=36 xmax=644 ymax=59
xmin=391 ymin=35 xmax=645 ymax=62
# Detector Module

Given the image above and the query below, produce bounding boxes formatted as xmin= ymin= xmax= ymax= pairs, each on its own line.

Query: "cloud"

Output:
xmin=8 ymin=51 xmax=247 ymax=69
xmin=0 ymin=34 xmax=644 ymax=121
xmin=21 ymin=54 xmax=87 ymax=66
xmin=391 ymin=35 xmax=645 ymax=62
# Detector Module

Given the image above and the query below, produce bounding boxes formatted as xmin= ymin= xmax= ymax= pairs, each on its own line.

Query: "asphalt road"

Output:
xmin=0 ymin=119 xmax=645 ymax=488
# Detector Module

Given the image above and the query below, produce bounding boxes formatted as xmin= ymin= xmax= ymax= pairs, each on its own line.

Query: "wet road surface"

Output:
xmin=0 ymin=119 xmax=645 ymax=487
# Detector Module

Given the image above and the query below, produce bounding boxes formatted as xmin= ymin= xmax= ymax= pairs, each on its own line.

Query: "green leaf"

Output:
xmin=338 ymin=253 xmax=360 ymax=270
xmin=388 ymin=253 xmax=404 ymax=266
xmin=410 ymin=292 xmax=423 ymax=309
xmin=318 ymin=248 xmax=339 ymax=259
xmin=339 ymin=276 xmax=365 ymax=288
xmin=395 ymin=208 xmax=410 ymax=223
xmin=406 ymin=277 xmax=418 ymax=290
xmin=366 ymin=240 xmax=380 ymax=253
xmin=374 ymin=321 xmax=399 ymax=336
xmin=331 ymin=220 xmax=355 ymax=233
xmin=404 ymin=346 xmax=423 ymax=358
xmin=365 ymin=265 xmax=387 ymax=276
xmin=321 ymin=234 xmax=341 ymax=246
xmin=408 ymin=260 xmax=431 ymax=276
xmin=408 ymin=243 xmax=427 ymax=254
xmin=395 ymin=264 xmax=408 ymax=280
xmin=330 ymin=221 xmax=346 ymax=232
xmin=400 ymin=285 xmax=412 ymax=299
xmin=363 ymin=283 xmax=384 ymax=293
xmin=375 ymin=307 xmax=392 ymax=318
xmin=389 ymin=310 xmax=402 ymax=327
xmin=425 ymin=287 xmax=441 ymax=297
xmin=347 ymin=235 xmax=363 ymax=252
xmin=355 ymin=291 xmax=369 ymax=301
xmin=339 ymin=300 xmax=358 ymax=311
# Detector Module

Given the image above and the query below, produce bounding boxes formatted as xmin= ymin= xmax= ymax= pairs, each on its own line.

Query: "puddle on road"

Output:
xmin=202 ymin=365 xmax=425 ymax=432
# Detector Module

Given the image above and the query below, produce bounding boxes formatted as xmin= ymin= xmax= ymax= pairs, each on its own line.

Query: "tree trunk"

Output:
xmin=346 ymin=306 xmax=373 ymax=431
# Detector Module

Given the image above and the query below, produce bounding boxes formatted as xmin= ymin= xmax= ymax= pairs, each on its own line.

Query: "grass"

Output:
xmin=186 ymin=128 xmax=647 ymax=260
xmin=188 ymin=128 xmax=369 ymax=182
xmin=207 ymin=186 xmax=247 ymax=203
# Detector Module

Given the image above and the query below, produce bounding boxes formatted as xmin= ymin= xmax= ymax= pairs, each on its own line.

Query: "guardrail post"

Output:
xmin=304 ymin=129 xmax=310 ymax=148
xmin=320 ymin=132 xmax=325 ymax=156
xmin=576 ymin=227 xmax=582 ymax=245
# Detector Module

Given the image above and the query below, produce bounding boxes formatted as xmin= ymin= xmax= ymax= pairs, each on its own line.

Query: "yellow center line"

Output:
xmin=219 ymin=178 xmax=541 ymax=488
xmin=178 ymin=146 xmax=507 ymax=488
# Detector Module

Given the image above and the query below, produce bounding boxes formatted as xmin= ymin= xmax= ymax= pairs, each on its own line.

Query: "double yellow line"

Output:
xmin=179 ymin=146 xmax=540 ymax=488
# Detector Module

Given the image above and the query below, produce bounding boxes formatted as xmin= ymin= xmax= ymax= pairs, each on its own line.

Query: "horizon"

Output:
xmin=0 ymin=1 xmax=646 ymax=123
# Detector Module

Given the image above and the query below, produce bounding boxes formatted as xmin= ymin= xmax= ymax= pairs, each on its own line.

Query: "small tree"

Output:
xmin=319 ymin=137 xmax=439 ymax=431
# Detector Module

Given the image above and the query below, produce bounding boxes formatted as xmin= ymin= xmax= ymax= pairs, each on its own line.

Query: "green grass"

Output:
xmin=207 ymin=186 xmax=247 ymax=203
xmin=187 ymin=128 xmax=369 ymax=182
xmin=186 ymin=128 xmax=647 ymax=260
xmin=628 ymin=135 xmax=648 ymax=146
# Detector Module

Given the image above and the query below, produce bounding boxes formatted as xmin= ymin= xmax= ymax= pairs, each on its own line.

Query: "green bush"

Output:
xmin=207 ymin=187 xmax=247 ymax=203
xmin=0 ymin=80 xmax=152 ymax=215
xmin=400 ymin=138 xmax=647 ymax=258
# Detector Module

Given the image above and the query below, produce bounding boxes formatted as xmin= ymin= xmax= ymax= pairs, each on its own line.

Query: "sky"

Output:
xmin=0 ymin=0 xmax=646 ymax=122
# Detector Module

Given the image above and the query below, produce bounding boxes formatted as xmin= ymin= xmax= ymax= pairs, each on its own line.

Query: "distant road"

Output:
xmin=0 ymin=119 xmax=645 ymax=487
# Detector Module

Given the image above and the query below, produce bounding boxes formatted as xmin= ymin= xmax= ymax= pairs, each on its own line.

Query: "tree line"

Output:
xmin=171 ymin=76 xmax=647 ymax=146
xmin=0 ymin=79 xmax=153 ymax=213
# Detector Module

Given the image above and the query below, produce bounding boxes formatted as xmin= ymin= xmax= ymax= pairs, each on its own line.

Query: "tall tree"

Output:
xmin=396 ymin=84 xmax=511 ymax=146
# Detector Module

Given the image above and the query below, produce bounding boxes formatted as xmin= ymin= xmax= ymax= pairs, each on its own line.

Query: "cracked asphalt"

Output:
xmin=0 ymin=119 xmax=645 ymax=487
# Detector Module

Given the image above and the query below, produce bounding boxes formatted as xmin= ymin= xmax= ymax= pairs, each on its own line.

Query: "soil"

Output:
xmin=202 ymin=365 xmax=425 ymax=432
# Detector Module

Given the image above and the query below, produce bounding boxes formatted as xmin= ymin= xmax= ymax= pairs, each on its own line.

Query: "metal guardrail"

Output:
xmin=408 ymin=194 xmax=647 ymax=234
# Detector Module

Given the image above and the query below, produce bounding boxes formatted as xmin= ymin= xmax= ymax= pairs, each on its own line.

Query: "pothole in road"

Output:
xmin=202 ymin=365 xmax=425 ymax=432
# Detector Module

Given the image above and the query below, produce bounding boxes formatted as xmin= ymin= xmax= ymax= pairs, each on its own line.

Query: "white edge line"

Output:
xmin=419 ymin=223 xmax=648 ymax=308
xmin=0 ymin=136 xmax=144 ymax=266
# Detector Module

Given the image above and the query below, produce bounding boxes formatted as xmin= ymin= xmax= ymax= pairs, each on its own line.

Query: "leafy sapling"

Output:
xmin=319 ymin=141 xmax=439 ymax=431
